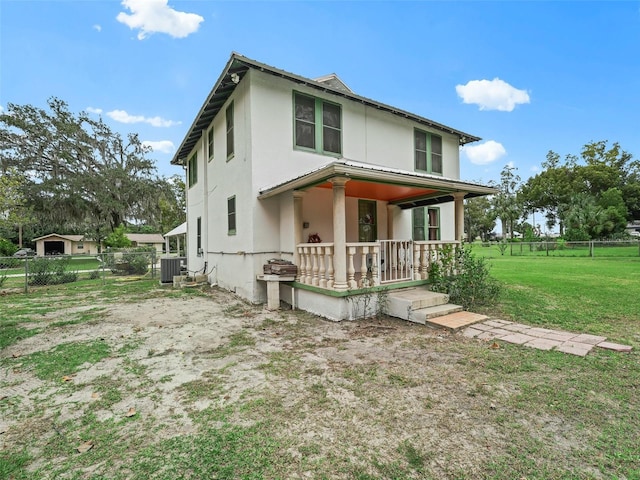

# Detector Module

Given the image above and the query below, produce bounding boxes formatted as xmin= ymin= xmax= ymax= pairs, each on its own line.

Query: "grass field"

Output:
xmin=474 ymin=252 xmax=640 ymax=344
xmin=1 ymin=256 xmax=639 ymax=479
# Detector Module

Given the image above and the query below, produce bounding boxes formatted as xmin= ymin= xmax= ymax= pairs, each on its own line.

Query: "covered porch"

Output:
xmin=259 ymin=160 xmax=496 ymax=294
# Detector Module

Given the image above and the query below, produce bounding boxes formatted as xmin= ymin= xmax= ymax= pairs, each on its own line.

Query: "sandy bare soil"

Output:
xmin=0 ymin=287 xmax=603 ymax=478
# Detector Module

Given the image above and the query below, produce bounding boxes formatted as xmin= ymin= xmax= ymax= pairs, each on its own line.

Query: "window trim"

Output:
xmin=293 ymin=91 xmax=342 ymax=157
xmin=414 ymin=129 xmax=443 ymax=175
xmin=226 ymin=102 xmax=234 ymax=160
xmin=227 ymin=195 xmax=236 ymax=235
xmin=187 ymin=152 xmax=198 ymax=188
xmin=207 ymin=127 xmax=214 ymax=162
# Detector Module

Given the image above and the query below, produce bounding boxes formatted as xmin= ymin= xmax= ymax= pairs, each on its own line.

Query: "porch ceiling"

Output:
xmin=258 ymin=159 xmax=497 ymax=206
xmin=315 ymin=180 xmax=436 ymax=202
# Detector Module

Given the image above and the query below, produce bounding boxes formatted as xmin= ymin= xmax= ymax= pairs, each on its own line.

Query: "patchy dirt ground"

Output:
xmin=0 ymin=286 xmax=622 ymax=479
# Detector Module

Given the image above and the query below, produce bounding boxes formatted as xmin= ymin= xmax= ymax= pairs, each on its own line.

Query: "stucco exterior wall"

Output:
xmin=185 ymin=68 xmax=465 ymax=303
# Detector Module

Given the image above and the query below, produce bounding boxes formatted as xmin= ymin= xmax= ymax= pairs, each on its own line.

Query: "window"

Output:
xmin=196 ymin=217 xmax=202 ymax=254
xmin=226 ymin=103 xmax=234 ymax=159
xmin=207 ymin=127 xmax=214 ymax=161
xmin=414 ymin=130 xmax=443 ymax=175
xmin=358 ymin=200 xmax=377 ymax=242
xmin=227 ymin=196 xmax=236 ymax=235
xmin=412 ymin=207 xmax=440 ymax=241
xmin=294 ymin=92 xmax=342 ymax=155
xmin=188 ymin=152 xmax=198 ymax=188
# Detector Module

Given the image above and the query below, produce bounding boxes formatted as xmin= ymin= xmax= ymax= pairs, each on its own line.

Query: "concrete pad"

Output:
xmin=485 ymin=328 xmax=512 ymax=337
xmin=478 ymin=330 xmax=508 ymax=340
xmin=571 ymin=333 xmax=607 ymax=345
xmin=499 ymin=333 xmax=537 ymax=345
xmin=524 ymin=338 xmax=563 ymax=351
xmin=556 ymin=341 xmax=593 ymax=357
xmin=528 ymin=327 xmax=555 ymax=338
xmin=426 ymin=311 xmax=487 ymax=331
xmin=473 ymin=323 xmax=497 ymax=332
xmin=542 ymin=331 xmax=577 ymax=342
xmin=484 ymin=319 xmax=511 ymax=328
xmin=501 ymin=323 xmax=532 ymax=333
xmin=462 ymin=327 xmax=483 ymax=338
xmin=596 ymin=342 xmax=632 ymax=353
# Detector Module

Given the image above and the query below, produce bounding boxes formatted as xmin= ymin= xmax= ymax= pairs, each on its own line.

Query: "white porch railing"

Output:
xmin=296 ymin=240 xmax=460 ymax=291
xmin=379 ymin=240 xmax=413 ymax=284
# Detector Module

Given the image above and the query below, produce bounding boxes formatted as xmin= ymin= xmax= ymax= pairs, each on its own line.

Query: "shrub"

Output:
xmin=428 ymin=246 xmax=501 ymax=310
xmin=28 ymin=256 xmax=78 ymax=286
xmin=0 ymin=238 xmax=18 ymax=257
xmin=104 ymin=247 xmax=153 ymax=275
xmin=88 ymin=269 xmax=101 ymax=280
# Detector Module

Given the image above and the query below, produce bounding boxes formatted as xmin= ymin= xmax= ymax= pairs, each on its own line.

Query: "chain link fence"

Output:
xmin=0 ymin=251 xmax=157 ymax=292
xmin=476 ymin=239 xmax=640 ymax=258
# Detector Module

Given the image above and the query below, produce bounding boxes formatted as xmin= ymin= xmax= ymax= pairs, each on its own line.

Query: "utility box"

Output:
xmin=160 ymin=257 xmax=186 ymax=283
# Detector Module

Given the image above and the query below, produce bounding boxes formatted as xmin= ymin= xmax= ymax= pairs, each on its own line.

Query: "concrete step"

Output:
xmin=407 ymin=303 xmax=464 ymax=324
xmin=387 ymin=287 xmax=450 ymax=320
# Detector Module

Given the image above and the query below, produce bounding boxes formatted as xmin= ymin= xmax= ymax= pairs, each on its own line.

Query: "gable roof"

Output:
xmin=171 ymin=52 xmax=481 ymax=166
xmin=33 ymin=233 xmax=87 ymax=242
xmin=126 ymin=233 xmax=165 ymax=244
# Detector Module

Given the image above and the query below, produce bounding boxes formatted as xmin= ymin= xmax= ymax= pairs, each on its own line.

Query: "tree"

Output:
xmin=0 ymin=168 xmax=33 ymax=246
xmin=103 ymin=225 xmax=132 ymax=248
xmin=0 ymin=98 xmax=181 ymax=244
xmin=520 ymin=151 xmax=577 ymax=235
xmin=492 ymin=165 xmax=524 ymax=239
xmin=464 ymin=196 xmax=496 ymax=242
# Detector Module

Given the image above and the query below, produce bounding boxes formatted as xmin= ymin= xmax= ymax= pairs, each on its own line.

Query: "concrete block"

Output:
xmin=596 ymin=342 xmax=632 ymax=353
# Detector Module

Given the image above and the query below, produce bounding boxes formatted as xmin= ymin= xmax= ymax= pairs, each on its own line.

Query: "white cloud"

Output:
xmin=456 ymin=78 xmax=530 ymax=112
xmin=93 ymin=24 xmax=102 ymax=32
xmin=530 ymin=165 xmax=540 ymax=173
xmin=106 ymin=109 xmax=180 ymax=127
xmin=463 ymin=140 xmax=507 ymax=165
xmin=86 ymin=107 xmax=103 ymax=114
xmin=143 ymin=140 xmax=175 ymax=153
xmin=116 ymin=0 xmax=204 ymax=40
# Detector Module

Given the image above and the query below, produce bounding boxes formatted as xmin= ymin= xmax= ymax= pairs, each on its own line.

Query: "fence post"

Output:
xmin=102 ymin=253 xmax=106 ymax=285
xmin=152 ymin=251 xmax=156 ymax=279
xmin=24 ymin=257 xmax=29 ymax=293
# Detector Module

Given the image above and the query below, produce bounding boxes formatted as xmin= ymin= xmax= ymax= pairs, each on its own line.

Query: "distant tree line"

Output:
xmin=0 ymin=98 xmax=185 ymax=248
xmin=465 ymin=140 xmax=640 ymax=241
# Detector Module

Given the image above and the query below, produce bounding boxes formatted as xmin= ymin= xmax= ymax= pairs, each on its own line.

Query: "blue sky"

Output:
xmin=1 ymin=0 xmax=639 ymax=186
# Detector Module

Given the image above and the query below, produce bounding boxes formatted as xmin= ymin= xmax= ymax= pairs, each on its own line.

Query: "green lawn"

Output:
xmin=477 ymin=253 xmax=640 ymax=344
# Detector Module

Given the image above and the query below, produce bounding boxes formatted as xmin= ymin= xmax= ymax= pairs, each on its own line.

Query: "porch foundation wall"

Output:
xmin=279 ymin=285 xmax=385 ymax=322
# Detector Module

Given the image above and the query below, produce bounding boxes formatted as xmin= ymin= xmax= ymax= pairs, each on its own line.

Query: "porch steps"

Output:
xmin=387 ymin=287 xmax=484 ymax=329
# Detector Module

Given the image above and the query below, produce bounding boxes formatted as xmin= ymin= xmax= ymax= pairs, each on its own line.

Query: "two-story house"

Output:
xmin=171 ymin=53 xmax=495 ymax=320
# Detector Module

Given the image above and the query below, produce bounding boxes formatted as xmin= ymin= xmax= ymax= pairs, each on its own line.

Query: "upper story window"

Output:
xmin=207 ymin=127 xmax=214 ymax=162
xmin=188 ymin=152 xmax=198 ymax=188
xmin=294 ymin=92 xmax=341 ymax=155
xmin=226 ymin=103 xmax=234 ymax=159
xmin=414 ymin=130 xmax=443 ymax=175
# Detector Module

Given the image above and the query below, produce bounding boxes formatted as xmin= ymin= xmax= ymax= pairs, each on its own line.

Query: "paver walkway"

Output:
xmin=462 ymin=319 xmax=632 ymax=357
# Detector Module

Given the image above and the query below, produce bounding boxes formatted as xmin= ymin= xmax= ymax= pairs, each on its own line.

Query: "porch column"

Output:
xmin=330 ymin=177 xmax=350 ymax=291
xmin=453 ymin=192 xmax=466 ymax=242
xmin=293 ymin=190 xmax=305 ymax=270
